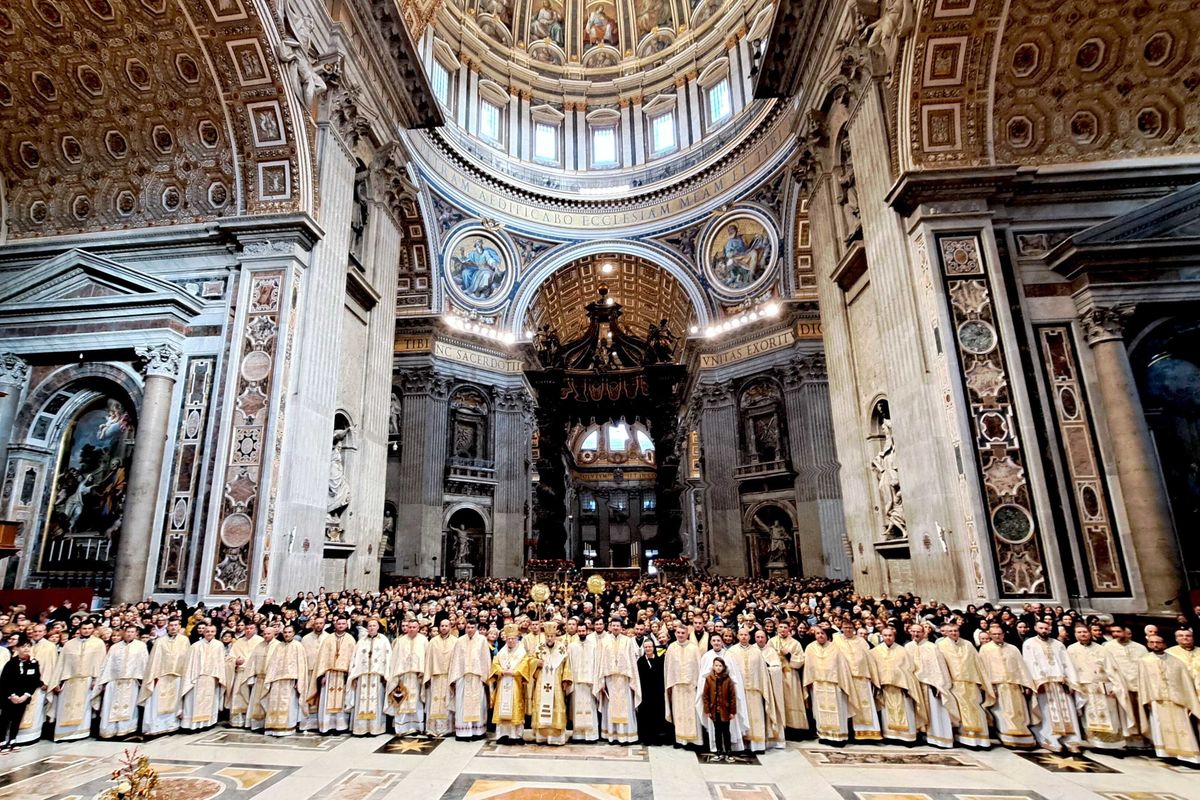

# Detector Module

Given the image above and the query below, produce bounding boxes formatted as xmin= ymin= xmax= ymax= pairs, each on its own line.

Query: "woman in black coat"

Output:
xmin=636 ymin=638 xmax=668 ymax=745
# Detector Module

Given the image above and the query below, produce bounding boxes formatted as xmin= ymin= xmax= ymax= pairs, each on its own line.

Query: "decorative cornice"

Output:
xmin=369 ymin=142 xmax=417 ymax=227
xmin=1079 ymin=304 xmax=1135 ymax=346
xmin=399 ymin=367 xmax=453 ymax=398
xmin=135 ymin=343 xmax=184 ymax=379
xmin=0 ymin=353 xmax=30 ymax=387
xmin=698 ymin=380 xmax=735 ymax=407
xmin=493 ymin=386 xmax=533 ymax=413
xmin=352 ymin=0 xmax=443 ymax=129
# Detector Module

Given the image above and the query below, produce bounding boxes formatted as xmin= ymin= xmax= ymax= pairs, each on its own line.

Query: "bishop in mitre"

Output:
xmin=1138 ymin=633 xmax=1200 ymax=764
xmin=595 ymin=618 xmax=643 ymax=744
xmin=309 ymin=616 xmax=356 ymax=733
xmin=49 ymin=620 xmax=106 ymax=741
xmin=93 ymin=624 xmax=149 ymax=739
xmin=386 ymin=617 xmax=428 ymax=735
xmin=869 ymin=626 xmax=927 ymax=744
xmin=449 ymin=617 xmax=492 ymax=739
xmin=523 ymin=621 xmax=573 ymax=745
xmin=906 ymin=622 xmax=958 ymax=749
xmin=937 ymin=622 xmax=993 ymax=748
xmin=802 ymin=626 xmax=858 ymax=744
xmin=260 ymin=623 xmax=309 ymax=737
xmin=488 ymin=625 xmax=529 ymax=743
xmin=425 ymin=618 xmax=457 ymax=736
xmin=664 ymin=623 xmax=702 ymax=747
xmin=226 ymin=622 xmax=263 ymax=728
xmin=979 ymin=624 xmax=1038 ymax=748
xmin=139 ymin=618 xmax=190 ymax=736
xmin=180 ymin=624 xmax=226 ymax=730
xmin=16 ymin=623 xmax=58 ymax=746
xmin=347 ymin=619 xmax=391 ymax=736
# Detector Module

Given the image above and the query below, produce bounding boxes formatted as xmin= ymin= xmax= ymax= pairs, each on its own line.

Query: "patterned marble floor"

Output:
xmin=3 ymin=731 xmax=1195 ymax=800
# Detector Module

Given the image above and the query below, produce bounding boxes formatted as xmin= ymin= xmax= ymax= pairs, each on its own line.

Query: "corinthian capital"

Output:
xmin=1079 ymin=304 xmax=1134 ymax=346
xmin=0 ymin=353 xmax=30 ymax=386
xmin=135 ymin=343 xmax=183 ymax=379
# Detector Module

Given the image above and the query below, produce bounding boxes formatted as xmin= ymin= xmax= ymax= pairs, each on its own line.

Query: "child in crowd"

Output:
xmin=702 ymin=656 xmax=736 ymax=762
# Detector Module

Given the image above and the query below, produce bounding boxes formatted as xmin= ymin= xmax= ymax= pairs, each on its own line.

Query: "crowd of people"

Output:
xmin=0 ymin=576 xmax=1198 ymax=767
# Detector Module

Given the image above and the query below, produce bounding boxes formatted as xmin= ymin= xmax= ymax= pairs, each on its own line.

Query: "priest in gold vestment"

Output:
xmin=568 ymin=619 xmax=603 ymax=741
xmin=664 ymin=624 xmax=702 ymax=746
xmin=180 ymin=624 xmax=226 ymax=730
xmin=1104 ymin=624 xmax=1149 ymax=748
xmin=595 ymin=618 xmax=643 ymax=744
xmin=1067 ymin=624 xmax=1134 ymax=751
xmin=49 ymin=621 xmax=106 ymax=741
xmin=727 ymin=627 xmax=777 ymax=752
xmin=907 ymin=623 xmax=957 ymax=749
xmin=523 ymin=621 xmax=573 ymax=745
xmin=1022 ymin=620 xmax=1083 ymax=752
xmin=834 ymin=622 xmax=880 ymax=741
xmin=386 ymin=618 xmax=428 ymax=735
xmin=347 ymin=620 xmax=391 ymax=736
xmin=299 ymin=616 xmax=328 ymax=732
xmin=245 ymin=625 xmax=278 ymax=731
xmin=450 ymin=618 xmax=492 ymax=739
xmin=94 ymin=625 xmax=149 ymax=739
xmin=803 ymin=626 xmax=858 ymax=744
xmin=979 ymin=625 xmax=1037 ymax=748
xmin=139 ymin=619 xmax=190 ymax=736
xmin=425 ymin=619 xmax=457 ymax=737
xmin=937 ymin=623 xmax=993 ymax=749
xmin=755 ymin=629 xmax=787 ymax=749
xmin=488 ymin=625 xmax=529 ymax=742
xmin=309 ymin=617 xmax=356 ymax=733
xmin=1139 ymin=634 xmax=1200 ymax=764
xmin=1167 ymin=629 xmax=1200 ymax=696
xmin=869 ymin=626 xmax=927 ymax=744
xmin=768 ymin=621 xmax=809 ymax=736
xmin=226 ymin=622 xmax=263 ymax=728
xmin=260 ymin=623 xmax=308 ymax=737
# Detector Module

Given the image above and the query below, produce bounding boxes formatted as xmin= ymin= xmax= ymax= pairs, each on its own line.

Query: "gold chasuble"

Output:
xmin=387 ymin=633 xmax=428 ymax=718
xmin=52 ymin=636 xmax=106 ymax=734
xmin=870 ymin=642 xmax=927 ymax=741
xmin=769 ymin=635 xmax=809 ymax=730
xmin=522 ymin=641 xmax=573 ymax=744
xmin=309 ymin=632 xmax=355 ymax=712
xmin=262 ymin=639 xmax=309 ymax=734
xmin=936 ymin=637 xmax=994 ymax=747
xmin=803 ymin=640 xmax=858 ymax=742
xmin=1138 ymin=651 xmax=1200 ymax=764
xmin=979 ymin=640 xmax=1038 ymax=747
xmin=181 ymin=639 xmax=227 ymax=728
xmin=426 ymin=633 xmax=457 ymax=727
xmin=1067 ymin=641 xmax=1134 ymax=749
xmin=488 ymin=644 xmax=529 ymax=725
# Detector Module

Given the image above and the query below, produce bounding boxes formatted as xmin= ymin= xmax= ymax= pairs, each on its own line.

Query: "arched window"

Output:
xmin=607 ymin=422 xmax=629 ymax=451
xmin=581 ymin=429 xmax=599 ymax=451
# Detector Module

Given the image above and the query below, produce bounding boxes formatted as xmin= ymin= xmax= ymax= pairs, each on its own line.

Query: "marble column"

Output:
xmin=492 ymin=387 xmax=531 ymax=576
xmin=113 ymin=343 xmax=182 ymax=603
xmin=698 ymin=381 xmax=745 ymax=575
xmin=393 ymin=368 xmax=451 ymax=575
xmin=0 ymin=353 xmax=30 ymax=477
xmin=348 ymin=147 xmax=406 ymax=589
xmin=1080 ymin=305 xmax=1183 ymax=611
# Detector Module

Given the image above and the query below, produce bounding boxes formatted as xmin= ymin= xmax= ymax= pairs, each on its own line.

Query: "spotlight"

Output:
xmin=688 ymin=325 xmax=698 ymax=334
xmin=764 ymin=302 xmax=780 ymax=316
xmin=601 ymin=262 xmax=615 ymax=274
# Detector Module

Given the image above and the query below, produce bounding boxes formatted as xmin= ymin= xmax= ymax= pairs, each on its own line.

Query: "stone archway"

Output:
xmin=445 ymin=505 xmax=489 ymax=577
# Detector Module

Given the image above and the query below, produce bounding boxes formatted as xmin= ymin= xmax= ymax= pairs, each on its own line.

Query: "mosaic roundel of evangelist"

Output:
xmin=701 ymin=209 xmax=779 ymax=298
xmin=442 ymin=229 xmax=516 ymax=310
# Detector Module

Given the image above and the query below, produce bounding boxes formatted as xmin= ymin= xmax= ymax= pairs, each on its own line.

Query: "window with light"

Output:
xmin=431 ymin=61 xmax=451 ymax=107
xmin=533 ymin=121 xmax=559 ymax=164
xmin=479 ymin=100 xmax=502 ymax=144
xmin=591 ymin=126 xmax=618 ymax=168
xmin=706 ymin=79 xmax=732 ymax=126
xmin=650 ymin=111 xmax=676 ymax=155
